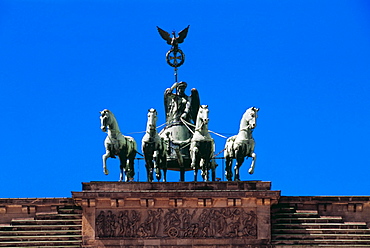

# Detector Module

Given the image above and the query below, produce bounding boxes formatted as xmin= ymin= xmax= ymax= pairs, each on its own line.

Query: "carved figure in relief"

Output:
xmin=181 ymin=209 xmax=197 ymax=230
xmin=225 ymin=209 xmax=240 ymax=237
xmin=117 ymin=210 xmax=129 ymax=236
xmin=242 ymin=211 xmax=257 ymax=236
xmin=153 ymin=208 xmax=163 ymax=236
xmin=164 ymin=208 xmax=181 ymax=232
xmin=201 ymin=222 xmax=210 ymax=237
xmin=145 ymin=209 xmax=162 ymax=237
xmin=185 ymin=223 xmax=199 ymax=237
xmin=213 ymin=209 xmax=227 ymax=236
xmin=96 ymin=211 xmax=105 ymax=237
xmin=100 ymin=109 xmax=137 ymax=182
xmin=145 ymin=210 xmax=155 ymax=236
xmin=199 ymin=209 xmax=212 ymax=236
xmin=128 ymin=210 xmax=141 ymax=237
xmin=105 ymin=210 xmax=116 ymax=237
xmin=137 ymin=223 xmax=149 ymax=237
xmin=224 ymin=107 xmax=259 ymax=181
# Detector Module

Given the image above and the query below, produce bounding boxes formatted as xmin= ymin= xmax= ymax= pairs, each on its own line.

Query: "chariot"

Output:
xmin=99 ymin=26 xmax=258 ymax=182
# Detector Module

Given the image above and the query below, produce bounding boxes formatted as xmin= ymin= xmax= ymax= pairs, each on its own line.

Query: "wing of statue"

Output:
xmin=190 ymin=87 xmax=200 ymax=125
xmin=164 ymin=89 xmax=170 ymax=122
xmin=156 ymin=26 xmax=172 ymax=45
xmin=177 ymin=25 xmax=190 ymax=44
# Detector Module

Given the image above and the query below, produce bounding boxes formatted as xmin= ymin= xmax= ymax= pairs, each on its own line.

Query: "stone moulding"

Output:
xmin=72 ymin=181 xmax=280 ymax=247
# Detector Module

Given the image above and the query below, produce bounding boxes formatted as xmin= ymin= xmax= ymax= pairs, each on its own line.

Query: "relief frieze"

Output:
xmin=95 ymin=208 xmax=257 ymax=239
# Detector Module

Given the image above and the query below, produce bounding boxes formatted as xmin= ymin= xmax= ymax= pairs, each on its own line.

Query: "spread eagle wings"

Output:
xmin=156 ymin=26 xmax=171 ymax=45
xmin=156 ymin=25 xmax=190 ymax=45
xmin=177 ymin=25 xmax=190 ymax=43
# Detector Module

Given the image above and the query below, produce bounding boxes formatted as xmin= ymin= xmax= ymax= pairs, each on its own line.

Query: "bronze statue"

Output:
xmin=157 ymin=25 xmax=190 ymax=69
xmin=163 ymin=81 xmax=199 ymax=125
xmin=159 ymin=81 xmax=201 ymax=181
xmin=157 ymin=25 xmax=190 ymax=51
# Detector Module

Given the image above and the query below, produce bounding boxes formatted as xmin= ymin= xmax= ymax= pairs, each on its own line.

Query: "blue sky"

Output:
xmin=1 ymin=1 xmax=370 ymax=198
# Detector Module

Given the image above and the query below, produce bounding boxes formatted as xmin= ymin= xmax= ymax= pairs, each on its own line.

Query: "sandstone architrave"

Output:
xmin=72 ymin=181 xmax=280 ymax=248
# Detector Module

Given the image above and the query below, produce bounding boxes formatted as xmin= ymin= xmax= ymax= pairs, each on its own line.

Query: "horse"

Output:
xmin=100 ymin=109 xmax=137 ymax=182
xmin=224 ymin=107 xmax=259 ymax=181
xmin=141 ymin=108 xmax=167 ymax=182
xmin=190 ymin=105 xmax=215 ymax=181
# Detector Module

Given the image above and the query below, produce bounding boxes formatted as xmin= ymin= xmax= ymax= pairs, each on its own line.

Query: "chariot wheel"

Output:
xmin=167 ymin=227 xmax=179 ymax=238
xmin=166 ymin=49 xmax=185 ymax=67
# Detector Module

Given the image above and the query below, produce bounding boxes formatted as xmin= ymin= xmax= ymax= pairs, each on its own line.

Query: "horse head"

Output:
xmin=196 ymin=105 xmax=209 ymax=129
xmin=100 ymin=109 xmax=111 ymax=132
xmin=146 ymin=108 xmax=158 ymax=133
xmin=242 ymin=107 xmax=259 ymax=130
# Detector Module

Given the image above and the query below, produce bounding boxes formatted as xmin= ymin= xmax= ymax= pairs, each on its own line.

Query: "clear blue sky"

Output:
xmin=1 ymin=1 xmax=370 ymax=198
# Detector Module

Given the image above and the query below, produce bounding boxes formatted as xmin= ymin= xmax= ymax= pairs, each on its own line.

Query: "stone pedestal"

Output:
xmin=72 ymin=181 xmax=280 ymax=248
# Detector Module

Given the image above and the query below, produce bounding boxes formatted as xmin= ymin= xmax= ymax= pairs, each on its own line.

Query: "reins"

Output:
xmin=180 ymin=117 xmax=195 ymax=135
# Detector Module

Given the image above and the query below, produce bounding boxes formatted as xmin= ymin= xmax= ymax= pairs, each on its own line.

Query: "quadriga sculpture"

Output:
xmin=141 ymin=108 xmax=167 ymax=182
xmin=100 ymin=109 xmax=137 ymax=182
xmin=224 ymin=107 xmax=259 ymax=181
xmin=190 ymin=105 xmax=215 ymax=182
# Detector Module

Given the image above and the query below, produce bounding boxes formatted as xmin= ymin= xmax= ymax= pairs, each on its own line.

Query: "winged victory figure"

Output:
xmin=157 ymin=25 xmax=190 ymax=51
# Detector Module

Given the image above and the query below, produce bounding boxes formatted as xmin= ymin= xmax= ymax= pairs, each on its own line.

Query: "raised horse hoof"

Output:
xmin=248 ymin=168 xmax=255 ymax=174
xmin=103 ymin=169 xmax=109 ymax=175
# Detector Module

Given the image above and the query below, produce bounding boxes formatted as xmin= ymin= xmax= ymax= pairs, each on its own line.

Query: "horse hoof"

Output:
xmin=104 ymin=169 xmax=109 ymax=175
xmin=248 ymin=168 xmax=254 ymax=174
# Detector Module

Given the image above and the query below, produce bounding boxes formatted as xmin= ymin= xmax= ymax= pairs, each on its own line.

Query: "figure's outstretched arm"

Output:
xmin=170 ymin=82 xmax=178 ymax=92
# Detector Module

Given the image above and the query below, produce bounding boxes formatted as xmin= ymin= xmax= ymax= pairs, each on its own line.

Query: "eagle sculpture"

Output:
xmin=157 ymin=25 xmax=190 ymax=51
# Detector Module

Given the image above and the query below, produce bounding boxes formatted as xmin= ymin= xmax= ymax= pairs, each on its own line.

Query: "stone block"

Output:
xmin=73 ymin=181 xmax=279 ymax=247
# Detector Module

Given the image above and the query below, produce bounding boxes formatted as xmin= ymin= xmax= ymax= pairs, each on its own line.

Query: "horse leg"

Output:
xmin=145 ymin=157 xmax=154 ymax=182
xmin=119 ymin=152 xmax=129 ymax=182
xmin=119 ymin=159 xmax=125 ymax=182
xmin=210 ymin=159 xmax=217 ymax=181
xmin=159 ymin=152 xmax=167 ymax=182
xmin=156 ymin=156 xmax=167 ymax=182
xmin=155 ymin=166 xmax=161 ymax=182
xmin=234 ymin=152 xmax=244 ymax=181
xmin=200 ymin=159 xmax=205 ymax=181
xmin=144 ymin=148 xmax=154 ymax=182
xmin=225 ymin=156 xmax=233 ymax=181
xmin=193 ymin=154 xmax=202 ymax=182
xmin=153 ymin=150 xmax=161 ymax=182
xmin=248 ymin=152 xmax=257 ymax=174
xmin=162 ymin=167 xmax=167 ymax=182
xmin=194 ymin=166 xmax=199 ymax=182
xmin=126 ymin=155 xmax=136 ymax=182
xmin=102 ymin=150 xmax=110 ymax=175
xmin=200 ymin=158 xmax=209 ymax=182
xmin=190 ymin=145 xmax=199 ymax=182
